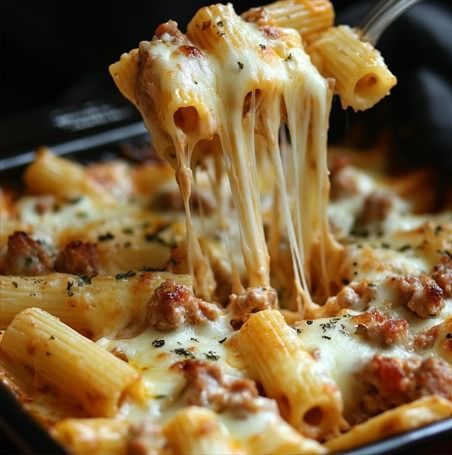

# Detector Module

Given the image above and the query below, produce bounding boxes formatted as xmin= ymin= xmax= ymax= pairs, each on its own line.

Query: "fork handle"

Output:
xmin=361 ymin=0 xmax=422 ymax=44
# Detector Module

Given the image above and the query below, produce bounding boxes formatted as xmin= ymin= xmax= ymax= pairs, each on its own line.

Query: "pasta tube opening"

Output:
xmin=173 ymin=106 xmax=201 ymax=134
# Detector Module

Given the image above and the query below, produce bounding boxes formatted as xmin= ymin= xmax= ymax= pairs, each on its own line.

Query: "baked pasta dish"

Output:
xmin=1 ymin=1 xmax=451 ymax=453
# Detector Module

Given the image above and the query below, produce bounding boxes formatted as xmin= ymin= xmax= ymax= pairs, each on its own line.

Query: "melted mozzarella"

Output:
xmin=345 ymin=244 xmax=430 ymax=283
xmin=367 ymin=285 xmax=452 ymax=334
xmin=296 ymin=315 xmax=409 ymax=414
xmin=97 ymin=316 xmax=290 ymax=444
xmin=98 ymin=315 xmax=238 ymax=420
xmin=111 ymin=3 xmax=342 ymax=310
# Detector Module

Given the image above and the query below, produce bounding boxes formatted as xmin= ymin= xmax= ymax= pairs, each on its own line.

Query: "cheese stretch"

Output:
xmin=110 ymin=3 xmax=342 ymax=312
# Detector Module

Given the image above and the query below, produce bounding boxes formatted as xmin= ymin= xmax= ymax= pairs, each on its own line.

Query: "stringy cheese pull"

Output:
xmin=110 ymin=2 xmax=345 ymax=310
xmin=112 ymin=20 xmax=219 ymax=300
xmin=187 ymin=3 xmax=342 ymax=300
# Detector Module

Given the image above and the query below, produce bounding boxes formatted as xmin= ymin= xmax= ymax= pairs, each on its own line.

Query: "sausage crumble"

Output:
xmin=147 ymin=279 xmax=220 ymax=331
xmin=173 ymin=359 xmax=259 ymax=416
xmin=4 ymin=231 xmax=53 ymax=276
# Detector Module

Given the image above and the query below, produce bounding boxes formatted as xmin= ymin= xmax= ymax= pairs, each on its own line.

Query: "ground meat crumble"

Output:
xmin=356 ymin=355 xmax=452 ymax=422
xmin=127 ymin=421 xmax=166 ymax=455
xmin=54 ymin=240 xmax=100 ymax=276
xmin=147 ymin=279 xmax=220 ymax=331
xmin=432 ymin=254 xmax=452 ymax=298
xmin=173 ymin=359 xmax=259 ymax=416
xmin=386 ymin=274 xmax=444 ymax=318
xmin=228 ymin=286 xmax=278 ymax=329
xmin=353 ymin=191 xmax=393 ymax=236
xmin=4 ymin=231 xmax=53 ymax=276
xmin=352 ymin=309 xmax=409 ymax=346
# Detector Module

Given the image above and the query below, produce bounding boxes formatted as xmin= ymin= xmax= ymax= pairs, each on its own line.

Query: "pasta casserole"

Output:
xmin=0 ymin=1 xmax=451 ymax=454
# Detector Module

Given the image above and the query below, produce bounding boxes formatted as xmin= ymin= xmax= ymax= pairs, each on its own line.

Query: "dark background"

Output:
xmin=0 ymin=0 xmax=354 ymax=116
xmin=1 ymin=0 xmax=452 ymax=172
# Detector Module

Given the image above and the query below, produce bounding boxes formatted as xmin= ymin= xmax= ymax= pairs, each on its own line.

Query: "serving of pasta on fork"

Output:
xmin=1 ymin=1 xmax=451 ymax=454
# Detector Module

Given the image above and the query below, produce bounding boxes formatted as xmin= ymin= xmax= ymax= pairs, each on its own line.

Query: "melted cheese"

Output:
xmin=295 ymin=300 xmax=452 ymax=416
xmin=98 ymin=315 xmax=237 ymax=413
xmin=295 ymin=315 xmax=410 ymax=414
xmin=96 ymin=316 xmax=291 ymax=445
xmin=2 ymin=2 xmax=451 ymax=453
xmin=2 ymin=142 xmax=452 ymax=454
xmin=110 ymin=3 xmax=343 ymax=310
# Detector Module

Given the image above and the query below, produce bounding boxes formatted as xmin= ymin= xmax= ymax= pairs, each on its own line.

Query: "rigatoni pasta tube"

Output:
xmin=0 ymin=308 xmax=140 ymax=417
xmin=245 ymin=418 xmax=327 ymax=454
xmin=24 ymin=148 xmax=114 ymax=204
xmin=0 ymin=352 xmax=87 ymax=422
xmin=0 ymin=272 xmax=192 ymax=338
xmin=164 ymin=406 xmax=242 ymax=455
xmin=244 ymin=0 xmax=334 ymax=43
xmin=110 ymin=31 xmax=217 ymax=155
xmin=236 ymin=309 xmax=343 ymax=440
xmin=52 ymin=418 xmax=129 ymax=455
xmin=308 ymin=25 xmax=397 ymax=111
xmin=326 ymin=396 xmax=452 ymax=452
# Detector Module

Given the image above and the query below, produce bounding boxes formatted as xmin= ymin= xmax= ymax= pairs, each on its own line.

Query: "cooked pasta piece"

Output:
xmin=24 ymin=148 xmax=114 ymax=204
xmin=96 ymin=242 xmax=171 ymax=276
xmin=245 ymin=418 xmax=327 ymax=454
xmin=110 ymin=20 xmax=218 ymax=301
xmin=235 ymin=309 xmax=343 ymax=440
xmin=0 ymin=351 xmax=89 ymax=425
xmin=243 ymin=0 xmax=334 ymax=43
xmin=132 ymin=162 xmax=175 ymax=196
xmin=0 ymin=348 xmax=34 ymax=398
xmin=52 ymin=418 xmax=129 ymax=455
xmin=0 ymin=308 xmax=141 ymax=417
xmin=309 ymin=25 xmax=397 ymax=111
xmin=326 ymin=396 xmax=452 ymax=452
xmin=0 ymin=272 xmax=192 ymax=338
xmin=111 ymin=2 xmax=344 ymax=310
xmin=164 ymin=406 xmax=242 ymax=455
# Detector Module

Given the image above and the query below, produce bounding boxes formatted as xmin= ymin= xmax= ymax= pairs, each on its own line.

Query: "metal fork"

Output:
xmin=360 ymin=0 xmax=422 ymax=44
